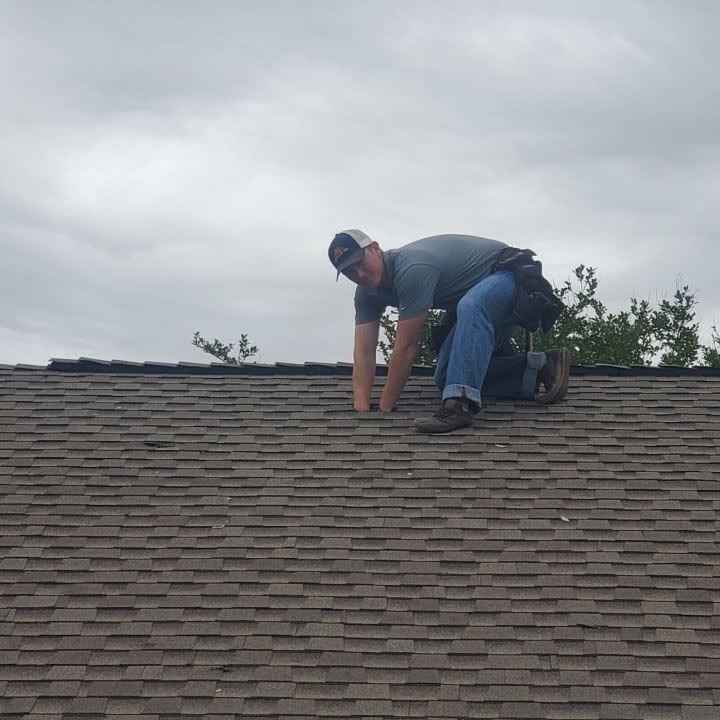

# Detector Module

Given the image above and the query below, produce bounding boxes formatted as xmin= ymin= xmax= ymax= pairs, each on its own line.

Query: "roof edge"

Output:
xmin=0 ymin=357 xmax=709 ymax=377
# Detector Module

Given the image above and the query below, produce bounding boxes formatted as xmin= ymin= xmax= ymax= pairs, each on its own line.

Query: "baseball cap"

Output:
xmin=328 ymin=229 xmax=374 ymax=279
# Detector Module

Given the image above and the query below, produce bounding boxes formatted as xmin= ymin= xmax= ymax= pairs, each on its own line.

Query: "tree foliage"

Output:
xmin=531 ymin=266 xmax=709 ymax=367
xmin=703 ymin=326 xmax=720 ymax=368
xmin=378 ymin=266 xmax=720 ymax=368
xmin=192 ymin=331 xmax=258 ymax=364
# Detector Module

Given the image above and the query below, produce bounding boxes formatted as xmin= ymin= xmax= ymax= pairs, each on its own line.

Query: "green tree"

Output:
xmin=531 ymin=266 xmax=654 ymax=366
xmin=192 ymin=331 xmax=258 ymax=364
xmin=702 ymin=325 xmax=720 ymax=368
xmin=533 ymin=268 xmax=701 ymax=367
xmin=653 ymin=285 xmax=700 ymax=366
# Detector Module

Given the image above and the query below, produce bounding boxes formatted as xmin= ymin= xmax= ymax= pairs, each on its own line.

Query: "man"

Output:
xmin=329 ymin=229 xmax=570 ymax=433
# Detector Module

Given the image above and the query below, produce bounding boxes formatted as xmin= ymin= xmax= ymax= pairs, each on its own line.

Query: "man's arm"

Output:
xmin=353 ymin=321 xmax=380 ymax=412
xmin=379 ymin=312 xmax=427 ymax=411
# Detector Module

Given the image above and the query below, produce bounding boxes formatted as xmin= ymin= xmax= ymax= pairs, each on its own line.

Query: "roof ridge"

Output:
xmin=0 ymin=357 xmax=713 ymax=377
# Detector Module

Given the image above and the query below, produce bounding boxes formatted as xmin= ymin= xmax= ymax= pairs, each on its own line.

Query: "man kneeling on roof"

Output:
xmin=329 ymin=229 xmax=571 ymax=434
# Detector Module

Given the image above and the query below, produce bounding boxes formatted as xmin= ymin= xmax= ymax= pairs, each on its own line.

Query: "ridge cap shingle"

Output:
xmin=34 ymin=356 xmax=720 ymax=377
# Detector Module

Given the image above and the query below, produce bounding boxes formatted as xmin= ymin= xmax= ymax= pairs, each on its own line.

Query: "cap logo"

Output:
xmin=333 ymin=246 xmax=349 ymax=259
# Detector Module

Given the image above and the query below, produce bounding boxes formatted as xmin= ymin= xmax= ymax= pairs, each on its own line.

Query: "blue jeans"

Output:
xmin=434 ymin=271 xmax=547 ymax=408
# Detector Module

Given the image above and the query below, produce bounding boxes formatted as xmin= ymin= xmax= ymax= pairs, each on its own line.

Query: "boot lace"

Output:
xmin=435 ymin=405 xmax=463 ymax=420
xmin=434 ymin=404 xmax=460 ymax=420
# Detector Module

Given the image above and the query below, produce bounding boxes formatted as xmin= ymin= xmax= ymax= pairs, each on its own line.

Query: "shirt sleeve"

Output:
xmin=396 ymin=263 xmax=440 ymax=320
xmin=354 ymin=287 xmax=388 ymax=325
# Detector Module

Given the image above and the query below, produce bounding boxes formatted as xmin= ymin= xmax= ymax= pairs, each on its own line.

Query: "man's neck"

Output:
xmin=379 ymin=250 xmax=393 ymax=288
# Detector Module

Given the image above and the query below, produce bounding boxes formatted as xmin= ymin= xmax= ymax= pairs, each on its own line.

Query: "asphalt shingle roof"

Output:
xmin=1 ymin=359 xmax=719 ymax=719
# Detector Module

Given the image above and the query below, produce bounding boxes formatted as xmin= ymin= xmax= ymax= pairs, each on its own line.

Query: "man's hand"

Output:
xmin=353 ymin=402 xmax=396 ymax=413
xmin=374 ymin=402 xmax=396 ymax=412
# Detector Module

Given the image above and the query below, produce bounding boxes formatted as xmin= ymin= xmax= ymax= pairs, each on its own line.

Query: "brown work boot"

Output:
xmin=537 ymin=347 xmax=571 ymax=404
xmin=414 ymin=397 xmax=476 ymax=434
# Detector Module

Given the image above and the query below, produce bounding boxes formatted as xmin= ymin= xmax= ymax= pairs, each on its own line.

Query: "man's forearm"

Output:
xmin=380 ymin=345 xmax=417 ymax=410
xmin=353 ymin=352 xmax=376 ymax=411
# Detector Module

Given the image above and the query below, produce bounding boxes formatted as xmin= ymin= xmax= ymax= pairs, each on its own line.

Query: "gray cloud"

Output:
xmin=1 ymin=1 xmax=719 ymax=365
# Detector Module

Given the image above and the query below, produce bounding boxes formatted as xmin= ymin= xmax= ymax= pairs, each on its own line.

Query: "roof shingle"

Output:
xmin=1 ymin=362 xmax=719 ymax=718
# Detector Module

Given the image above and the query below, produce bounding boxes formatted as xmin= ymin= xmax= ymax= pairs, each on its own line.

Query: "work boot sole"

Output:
xmin=538 ymin=347 xmax=570 ymax=404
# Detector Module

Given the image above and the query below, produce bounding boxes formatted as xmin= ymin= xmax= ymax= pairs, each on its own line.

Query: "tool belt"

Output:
xmin=491 ymin=246 xmax=565 ymax=332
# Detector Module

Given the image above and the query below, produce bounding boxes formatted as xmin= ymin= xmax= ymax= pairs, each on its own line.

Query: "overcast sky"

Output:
xmin=1 ymin=1 xmax=718 ymax=366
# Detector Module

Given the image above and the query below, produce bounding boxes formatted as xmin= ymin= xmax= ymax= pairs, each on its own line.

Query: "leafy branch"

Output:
xmin=192 ymin=331 xmax=258 ymax=364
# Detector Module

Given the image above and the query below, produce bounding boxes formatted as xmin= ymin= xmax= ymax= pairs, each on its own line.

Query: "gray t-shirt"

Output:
xmin=355 ymin=234 xmax=507 ymax=324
